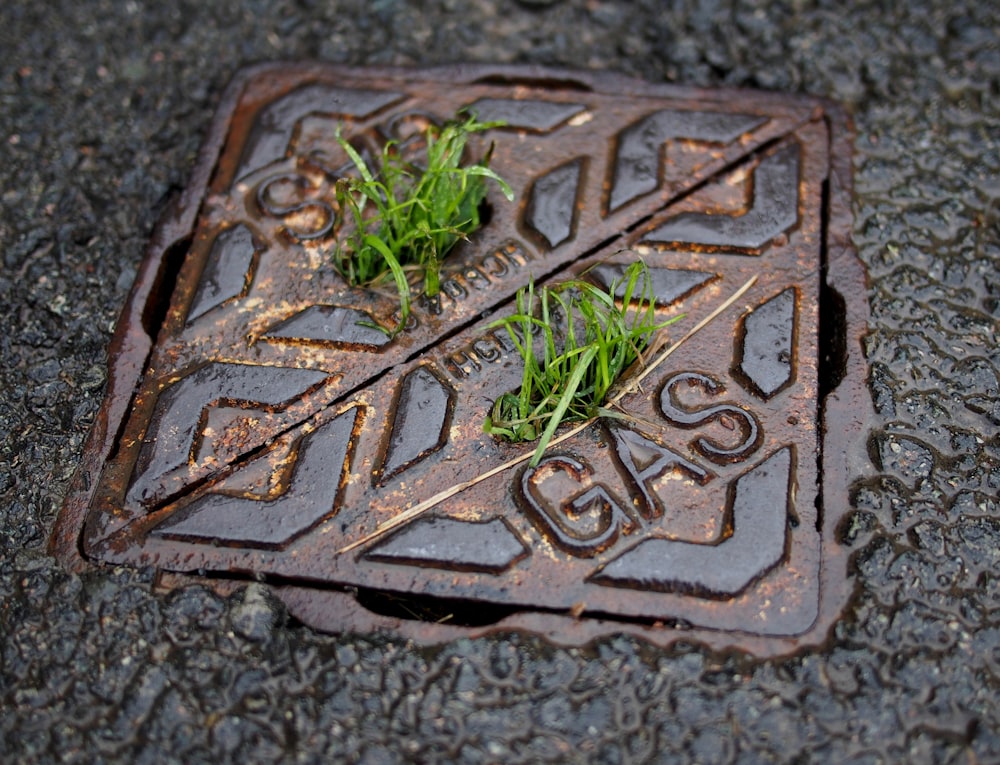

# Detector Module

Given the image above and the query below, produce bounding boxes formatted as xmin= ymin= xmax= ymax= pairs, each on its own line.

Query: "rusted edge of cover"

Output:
xmin=53 ymin=64 xmax=869 ymax=658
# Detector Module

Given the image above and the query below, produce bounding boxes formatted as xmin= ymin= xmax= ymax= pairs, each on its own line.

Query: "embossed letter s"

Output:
xmin=659 ymin=372 xmax=762 ymax=464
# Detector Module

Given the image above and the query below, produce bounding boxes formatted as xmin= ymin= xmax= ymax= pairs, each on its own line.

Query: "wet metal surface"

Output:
xmin=55 ymin=64 xmax=867 ymax=654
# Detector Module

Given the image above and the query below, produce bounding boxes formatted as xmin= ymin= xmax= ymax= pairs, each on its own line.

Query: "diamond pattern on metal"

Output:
xmin=590 ymin=264 xmax=717 ymax=307
xmin=152 ymin=406 xmax=362 ymax=548
xmin=235 ymin=84 xmax=404 ymax=178
xmin=608 ymin=109 xmax=767 ymax=211
xmin=262 ymin=305 xmax=392 ymax=350
xmin=55 ymin=64 xmax=866 ymax=656
xmin=643 ymin=142 xmax=801 ymax=251
xmin=464 ymin=98 xmax=587 ymax=132
xmin=365 ymin=517 xmax=528 ymax=574
xmin=377 ymin=366 xmax=454 ymax=485
xmin=524 ymin=158 xmax=584 ymax=247
xmin=590 ymin=447 xmax=792 ymax=597
xmin=738 ymin=288 xmax=797 ymax=399
xmin=187 ymin=224 xmax=260 ymax=323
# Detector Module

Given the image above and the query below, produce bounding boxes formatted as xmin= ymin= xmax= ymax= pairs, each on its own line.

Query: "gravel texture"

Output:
xmin=1 ymin=1 xmax=998 ymax=762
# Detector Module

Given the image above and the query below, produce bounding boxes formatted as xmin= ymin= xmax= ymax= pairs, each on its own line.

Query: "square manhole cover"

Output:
xmin=55 ymin=64 xmax=868 ymax=655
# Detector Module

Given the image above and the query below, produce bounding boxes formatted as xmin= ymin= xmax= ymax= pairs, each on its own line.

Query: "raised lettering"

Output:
xmin=521 ymin=456 xmax=637 ymax=556
xmin=503 ymin=241 xmax=533 ymax=267
xmin=441 ymin=278 xmax=467 ymax=300
xmin=472 ymin=338 xmax=502 ymax=363
xmin=608 ymin=424 xmax=712 ymax=520
xmin=659 ymin=372 xmax=762 ymax=464
xmin=444 ymin=347 xmax=481 ymax=379
xmin=463 ymin=266 xmax=491 ymax=290
xmin=491 ymin=328 xmax=518 ymax=353
xmin=481 ymin=252 xmax=509 ymax=278
xmin=256 ymin=172 xmax=335 ymax=241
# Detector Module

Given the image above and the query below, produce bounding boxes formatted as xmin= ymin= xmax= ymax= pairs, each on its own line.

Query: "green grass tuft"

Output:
xmin=332 ymin=112 xmax=513 ymax=330
xmin=484 ymin=261 xmax=681 ymax=466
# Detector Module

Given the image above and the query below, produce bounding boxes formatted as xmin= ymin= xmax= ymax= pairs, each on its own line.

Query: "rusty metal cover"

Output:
xmin=54 ymin=64 xmax=868 ymax=656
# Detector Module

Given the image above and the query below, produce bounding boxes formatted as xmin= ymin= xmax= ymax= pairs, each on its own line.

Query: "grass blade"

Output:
xmin=331 ymin=113 xmax=510 ymax=323
xmin=361 ymin=234 xmax=410 ymax=326
xmin=486 ymin=260 xmax=679 ymax=455
xmin=530 ymin=345 xmax=597 ymax=466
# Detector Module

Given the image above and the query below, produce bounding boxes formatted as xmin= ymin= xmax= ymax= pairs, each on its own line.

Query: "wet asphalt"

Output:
xmin=1 ymin=1 xmax=998 ymax=762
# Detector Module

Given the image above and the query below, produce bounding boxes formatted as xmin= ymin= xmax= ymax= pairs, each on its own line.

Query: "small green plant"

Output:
xmin=332 ymin=113 xmax=513 ymax=328
xmin=484 ymin=261 xmax=680 ymax=466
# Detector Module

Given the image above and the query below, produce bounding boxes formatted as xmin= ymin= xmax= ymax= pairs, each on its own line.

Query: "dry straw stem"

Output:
xmin=338 ymin=274 xmax=759 ymax=554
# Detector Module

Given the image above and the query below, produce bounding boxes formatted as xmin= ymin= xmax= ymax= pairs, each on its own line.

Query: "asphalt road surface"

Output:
xmin=1 ymin=1 xmax=997 ymax=762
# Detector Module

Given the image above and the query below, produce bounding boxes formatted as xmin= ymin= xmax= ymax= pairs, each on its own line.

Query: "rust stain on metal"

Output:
xmin=53 ymin=64 xmax=869 ymax=656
